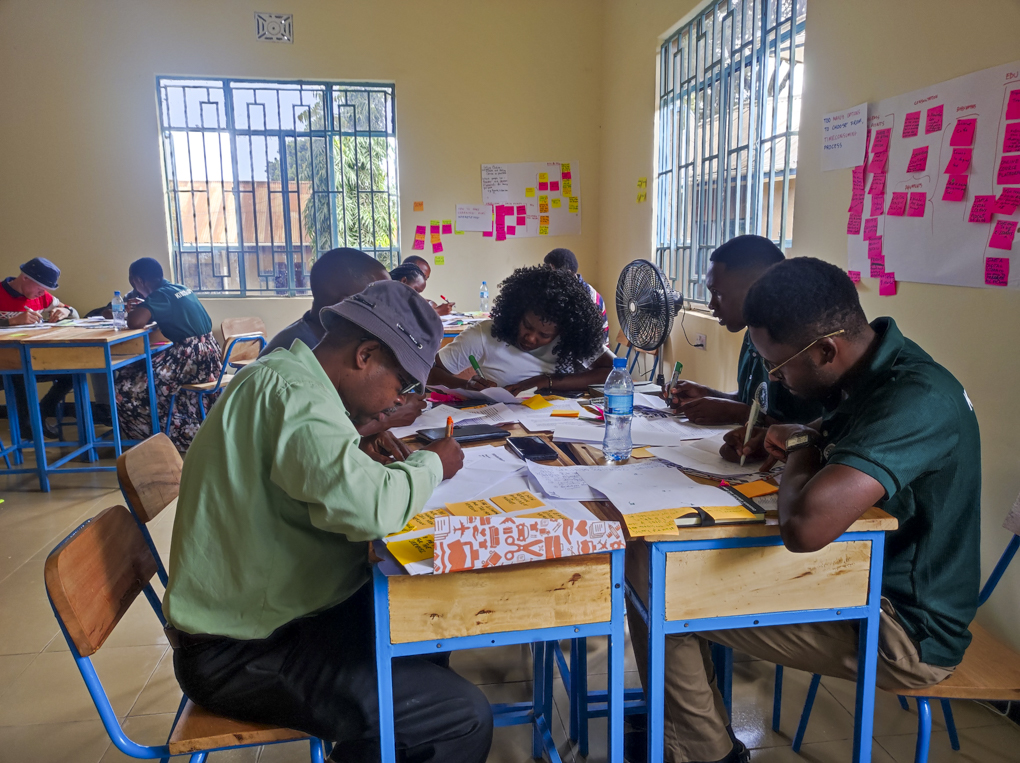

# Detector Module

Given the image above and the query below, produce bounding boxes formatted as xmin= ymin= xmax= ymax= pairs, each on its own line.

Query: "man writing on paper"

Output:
xmin=668 ymin=236 xmax=822 ymax=427
xmin=163 ymin=281 xmax=492 ymax=763
xmin=630 ymin=258 xmax=980 ymax=763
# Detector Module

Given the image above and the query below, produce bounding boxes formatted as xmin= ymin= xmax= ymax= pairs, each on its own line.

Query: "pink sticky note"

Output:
xmin=942 ymin=175 xmax=968 ymax=202
xmin=949 ymin=118 xmax=977 ymax=147
xmin=1007 ymin=89 xmax=1020 ymax=120
xmin=433 ymin=241 xmax=444 ymax=254
xmin=852 ymin=165 xmax=866 ymax=192
xmin=415 ymin=225 xmax=426 ymax=236
xmin=870 ymin=193 xmax=885 ymax=216
xmin=867 ymin=152 xmax=888 ymax=174
xmin=907 ymin=192 xmax=927 ymax=217
xmin=887 ymin=192 xmax=909 ymax=216
xmin=441 ymin=223 xmax=453 ymax=235
xmin=925 ymin=104 xmax=944 ymax=134
xmin=998 ymin=155 xmax=1020 ymax=185
xmin=868 ymin=173 xmax=886 ymax=195
xmin=870 ymin=260 xmax=885 ymax=278
xmin=516 ymin=204 xmax=526 ymax=215
xmin=483 ymin=230 xmax=493 ymax=238
xmin=516 ymin=215 xmax=526 ymax=225
xmin=550 ymin=181 xmax=560 ymax=192
xmin=1003 ymin=123 xmax=1020 ymax=154
xmin=538 ymin=182 xmax=549 ymax=191
xmin=846 ymin=213 xmax=862 ymax=235
xmin=430 ymin=223 xmax=440 ymax=233
xmin=968 ymin=195 xmax=995 ymax=223
xmin=865 ymin=128 xmax=873 ymax=155
xmin=906 ymin=146 xmax=929 ymax=173
xmin=868 ymin=236 xmax=884 ymax=260
xmin=848 ymin=270 xmax=861 ymax=283
xmin=985 ymin=257 xmax=1010 ymax=286
xmin=879 ymin=272 xmax=897 ymax=296
xmin=993 ymin=188 xmax=1020 ymax=215
xmin=561 ymin=171 xmax=572 ymax=180
xmin=943 ymin=147 xmax=972 ymax=174
xmin=902 ymin=111 xmax=921 ymax=138
xmin=506 ymin=226 xmax=516 ymax=236
xmin=872 ymin=128 xmax=892 ymax=154
xmin=863 ymin=217 xmax=879 ymax=240
xmin=989 ymin=220 xmax=1018 ymax=251
xmin=495 ymin=230 xmax=506 ymax=242
xmin=848 ymin=189 xmax=865 ymax=214
xmin=412 ymin=238 xmax=425 ymax=250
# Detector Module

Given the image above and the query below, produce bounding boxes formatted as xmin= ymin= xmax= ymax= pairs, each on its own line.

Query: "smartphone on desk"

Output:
xmin=506 ymin=436 xmax=559 ymax=462
xmin=416 ymin=424 xmax=511 ymax=444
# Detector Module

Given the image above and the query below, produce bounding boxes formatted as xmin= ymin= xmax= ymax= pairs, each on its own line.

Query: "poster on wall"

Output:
xmin=477 ymin=161 xmax=581 ymax=240
xmin=846 ymin=59 xmax=1020 ymax=289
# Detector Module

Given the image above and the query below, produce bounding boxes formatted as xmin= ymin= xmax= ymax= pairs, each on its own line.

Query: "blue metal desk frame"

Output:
xmin=372 ymin=548 xmax=628 ymax=763
xmin=627 ymin=530 xmax=887 ymax=763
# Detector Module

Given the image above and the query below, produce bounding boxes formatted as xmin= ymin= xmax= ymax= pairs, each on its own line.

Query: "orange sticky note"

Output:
xmin=522 ymin=395 xmax=552 ymax=410
xmin=413 ymin=201 xmax=424 ymax=212
xmin=490 ymin=492 xmax=546 ymax=511
xmin=735 ymin=480 xmax=779 ymax=498
xmin=446 ymin=499 xmax=502 ymax=517
xmin=386 ymin=535 xmax=434 ymax=565
xmin=390 ymin=509 xmax=448 ymax=536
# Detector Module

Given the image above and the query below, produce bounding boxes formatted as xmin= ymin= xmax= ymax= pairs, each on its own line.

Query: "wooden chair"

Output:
xmin=116 ymin=433 xmax=182 ymax=586
xmin=45 ymin=505 xmax=326 ymax=762
xmin=221 ymin=317 xmax=267 ymax=370
xmin=613 ymin=329 xmax=659 ymax=382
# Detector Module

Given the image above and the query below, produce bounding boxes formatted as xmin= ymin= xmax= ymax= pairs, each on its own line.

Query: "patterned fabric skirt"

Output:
xmin=115 ymin=332 xmax=222 ymax=453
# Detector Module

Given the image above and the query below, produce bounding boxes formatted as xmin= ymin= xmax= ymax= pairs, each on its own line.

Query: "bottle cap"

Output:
xmin=114 ymin=291 xmax=121 ymax=297
xmin=613 ymin=357 xmax=627 ymax=368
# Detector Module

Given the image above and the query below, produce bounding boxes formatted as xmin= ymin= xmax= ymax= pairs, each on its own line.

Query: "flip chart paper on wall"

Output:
xmin=848 ymin=59 xmax=1020 ymax=289
xmin=821 ymin=102 xmax=868 ymax=171
xmin=455 ymin=204 xmax=494 ymax=232
xmin=480 ymin=162 xmax=580 ymax=237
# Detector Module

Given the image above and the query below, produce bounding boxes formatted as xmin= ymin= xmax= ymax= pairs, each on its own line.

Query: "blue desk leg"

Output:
xmin=104 ymin=347 xmax=124 ymax=457
xmin=646 ymin=544 xmax=667 ymax=763
xmin=23 ymin=355 xmax=50 ymax=491
xmin=532 ymin=641 xmax=545 ymax=759
xmin=373 ymin=568 xmax=398 ymax=763
xmin=4 ymin=375 xmax=24 ymax=465
xmin=75 ymin=374 xmax=98 ymax=462
xmin=577 ymin=637 xmax=589 ymax=757
xmin=608 ymin=548 xmax=626 ymax=763
xmin=852 ymin=533 xmax=886 ymax=763
xmin=144 ymin=335 xmax=160 ymax=435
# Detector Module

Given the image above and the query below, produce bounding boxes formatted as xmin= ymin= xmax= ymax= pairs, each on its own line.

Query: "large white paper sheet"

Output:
xmin=480 ymin=161 xmax=581 ymax=237
xmin=455 ymin=204 xmax=494 ymax=232
xmin=431 ymin=385 xmax=520 ymax=404
xmin=648 ymin=434 xmax=767 ymax=478
xmin=821 ymin=103 xmax=868 ymax=171
xmin=388 ymin=404 xmax=489 ymax=439
xmin=583 ymin=462 xmax=738 ymax=514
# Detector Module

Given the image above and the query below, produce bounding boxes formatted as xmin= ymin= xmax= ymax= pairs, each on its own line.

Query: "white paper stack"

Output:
xmin=648 ymin=434 xmax=775 ymax=480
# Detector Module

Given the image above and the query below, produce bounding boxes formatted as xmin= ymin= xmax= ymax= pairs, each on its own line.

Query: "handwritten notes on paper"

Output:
xmin=413 ymin=201 xmax=424 ymax=212
xmin=1007 ymin=89 xmax=1020 ymax=120
xmin=1003 ymin=123 xmax=1020 ymax=153
xmin=822 ymin=103 xmax=868 ymax=171
xmin=902 ymin=111 xmax=921 ymax=138
xmin=944 ymin=148 xmax=972 ymax=174
xmin=994 ymin=188 xmax=1020 ymax=215
xmin=848 ymin=270 xmax=861 ymax=283
xmin=879 ymin=272 xmax=897 ymax=296
xmin=925 ymin=104 xmax=944 ymax=134
xmin=906 ymin=146 xmax=929 ymax=173
xmin=998 ymin=155 xmax=1020 ymax=185
xmin=863 ymin=217 xmax=879 ymax=240
xmin=950 ymin=118 xmax=977 ymax=146
xmin=969 ymin=195 xmax=995 ymax=223
xmin=985 ymin=257 xmax=1010 ymax=286
xmin=887 ymin=192 xmax=908 ymax=216
xmin=478 ymin=162 xmax=581 ymax=238
xmin=942 ymin=175 xmax=968 ymax=201
xmin=907 ymin=192 xmax=927 ymax=217
xmin=989 ymin=220 xmax=1018 ymax=251
xmin=455 ymin=204 xmax=493 ymax=232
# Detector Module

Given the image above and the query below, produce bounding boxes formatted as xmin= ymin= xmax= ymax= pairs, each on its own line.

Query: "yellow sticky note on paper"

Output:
xmin=562 ymin=180 xmax=572 ymax=196
xmin=702 ymin=505 xmax=760 ymax=523
xmin=631 ymin=447 xmax=655 ymax=459
xmin=454 ymin=222 xmax=464 ymax=235
xmin=637 ymin=177 xmax=648 ymax=188
xmin=539 ymin=172 xmax=549 ymax=182
xmin=568 ymin=197 xmax=579 ymax=213
xmin=387 ymin=534 xmax=434 ymax=565
xmin=735 ymin=480 xmax=779 ymax=498
xmin=413 ymin=201 xmax=424 ymax=212
xmin=551 ymin=198 xmax=562 ymax=208
xmin=561 ymin=163 xmax=571 ymax=173
xmin=491 ymin=491 xmax=546 ymax=511
xmin=525 ymin=187 xmax=536 ymax=197
xmin=539 ymin=225 xmax=549 ymax=235
xmin=540 ymin=215 xmax=550 ymax=225
xmin=517 ymin=509 xmax=569 ymax=521
xmin=434 ymin=255 xmax=445 ymax=265
xmin=539 ymin=194 xmax=549 ymax=204
xmin=522 ymin=394 xmax=552 ymax=410
xmin=622 ymin=509 xmax=684 ymax=537
xmin=390 ymin=509 xmax=449 ymax=536
xmin=550 ymin=410 xmax=578 ymax=418
xmin=446 ymin=499 xmax=502 ymax=517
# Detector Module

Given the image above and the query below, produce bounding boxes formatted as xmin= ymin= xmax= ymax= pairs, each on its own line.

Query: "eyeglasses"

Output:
xmin=361 ymin=336 xmax=424 ymax=396
xmin=763 ymin=330 xmax=845 ymax=375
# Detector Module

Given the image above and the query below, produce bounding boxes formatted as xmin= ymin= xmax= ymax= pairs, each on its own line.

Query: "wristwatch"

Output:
xmin=785 ymin=431 xmax=820 ymax=455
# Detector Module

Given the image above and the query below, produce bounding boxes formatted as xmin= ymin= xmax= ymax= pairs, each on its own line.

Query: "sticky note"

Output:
xmin=415 ymin=225 xmax=426 ymax=236
xmin=551 ymin=198 xmax=562 ymax=208
xmin=906 ymin=146 xmax=928 ymax=173
xmin=870 ymin=252 xmax=885 ymax=267
xmin=998 ymin=155 xmax=1020 ymax=185
xmin=993 ymin=188 xmax=1020 ymax=215
xmin=561 ymin=171 xmax=572 ymax=180
xmin=1003 ymin=123 xmax=1020 ymax=154
xmin=887 ymin=192 xmax=909 ymax=216
xmin=867 ymin=152 xmax=888 ymax=174
xmin=445 ymin=499 xmax=501 ymax=517
xmin=863 ymin=217 xmax=879 ymax=240
xmin=506 ymin=226 xmax=516 ymax=236
xmin=637 ymin=177 xmax=648 ymax=188
xmin=538 ymin=172 xmax=549 ymax=183
xmin=942 ymin=175 xmax=967 ymax=202
xmin=989 ymin=220 xmax=1018 ymax=251
xmin=944 ymin=147 xmax=972 ymax=174
xmin=925 ymin=104 xmax=944 ymax=134
xmin=540 ymin=215 xmax=550 ymax=225
xmin=434 ymin=255 xmax=445 ymax=265
xmin=490 ymin=491 xmax=546 ymax=511
xmin=392 ymin=509 xmax=448 ymax=535
xmin=879 ymin=272 xmax=897 ymax=296
xmin=848 ymin=189 xmax=866 ymax=214
xmin=550 ymin=181 xmax=560 ymax=192
xmin=413 ymin=201 xmax=424 ymax=212
xmin=622 ymin=510 xmax=682 ymax=538
xmin=516 ymin=214 xmax=526 ymax=225
xmin=516 ymin=204 xmax=526 ymax=215
xmin=495 ymin=229 xmax=506 ymax=242
xmin=561 ymin=163 xmax=571 ymax=173
xmin=387 ymin=535 xmax=434 ymax=565
xmin=902 ymin=111 xmax=921 ymax=138
xmin=455 ymin=224 xmax=464 ymax=235
xmin=735 ymin=480 xmax=780 ymax=498
xmin=483 ymin=230 xmax=493 ymax=238
xmin=539 ymin=194 xmax=548 ymax=204
xmin=870 ymin=260 xmax=885 ymax=278
xmin=872 ymin=127 xmax=892 ymax=154
xmin=907 ymin=192 xmax=927 ymax=217
xmin=562 ymin=180 xmax=572 ymax=196
xmin=525 ymin=187 xmax=535 ymax=198
xmin=865 ymin=128 xmax=873 ymax=154
xmin=538 ymin=182 xmax=549 ymax=191
xmin=441 ymin=220 xmax=452 ymax=235
xmin=522 ymin=395 xmax=552 ymax=410
xmin=431 ymin=232 xmax=441 ymax=244
xmin=870 ymin=193 xmax=885 ymax=216
xmin=1007 ymin=89 xmax=1020 ymax=120
xmin=430 ymin=220 xmax=440 ymax=232
xmin=846 ymin=213 xmax=862 ymax=235
xmin=568 ymin=197 xmax=579 ymax=213
xmin=968 ymin=195 xmax=995 ymax=223
xmin=539 ymin=225 xmax=549 ymax=235
xmin=539 ymin=202 xmax=549 ymax=214
xmin=867 ymin=236 xmax=883 ymax=260
xmin=852 ymin=165 xmax=865 ymax=191
xmin=985 ymin=256 xmax=1010 ymax=286
xmin=412 ymin=238 xmax=425 ymax=250
xmin=949 ymin=118 xmax=977 ymax=147
xmin=868 ymin=173 xmax=886 ymax=195
xmin=433 ymin=241 xmax=444 ymax=254
xmin=637 ymin=191 xmax=647 ymax=203
xmin=848 ymin=270 xmax=862 ymax=283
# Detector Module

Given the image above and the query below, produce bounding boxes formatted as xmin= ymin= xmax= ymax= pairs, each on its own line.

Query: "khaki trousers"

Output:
xmin=628 ymin=598 xmax=954 ymax=763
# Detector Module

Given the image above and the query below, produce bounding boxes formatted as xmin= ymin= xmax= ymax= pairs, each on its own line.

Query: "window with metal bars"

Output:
xmin=655 ymin=0 xmax=806 ymax=305
xmin=157 ymin=78 xmax=400 ymax=296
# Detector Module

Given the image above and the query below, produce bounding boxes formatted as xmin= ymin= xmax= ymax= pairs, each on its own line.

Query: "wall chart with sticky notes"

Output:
xmin=479 ymin=161 xmax=581 ymax=238
xmin=847 ymin=59 xmax=1020 ymax=289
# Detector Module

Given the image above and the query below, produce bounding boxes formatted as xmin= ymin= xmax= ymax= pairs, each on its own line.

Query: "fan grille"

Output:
xmin=615 ymin=260 xmax=680 ymax=350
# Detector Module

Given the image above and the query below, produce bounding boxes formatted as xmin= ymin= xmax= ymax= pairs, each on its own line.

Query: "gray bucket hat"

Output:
xmin=319 ymin=280 xmax=443 ymax=386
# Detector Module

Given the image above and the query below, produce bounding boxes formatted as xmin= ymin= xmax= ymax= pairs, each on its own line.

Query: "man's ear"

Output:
xmin=818 ymin=338 xmax=840 ymax=366
xmin=353 ymin=339 xmax=383 ymax=371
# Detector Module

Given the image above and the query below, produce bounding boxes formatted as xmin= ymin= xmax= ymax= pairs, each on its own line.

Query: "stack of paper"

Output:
xmin=551 ymin=413 xmax=732 ymax=447
xmin=388 ymin=404 xmax=498 ymax=439
xmin=429 ymin=384 xmax=519 ymax=404
xmin=648 ymin=434 xmax=775 ymax=480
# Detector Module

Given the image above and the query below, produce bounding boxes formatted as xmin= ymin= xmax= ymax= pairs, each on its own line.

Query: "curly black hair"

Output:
xmin=489 ymin=266 xmax=605 ymax=373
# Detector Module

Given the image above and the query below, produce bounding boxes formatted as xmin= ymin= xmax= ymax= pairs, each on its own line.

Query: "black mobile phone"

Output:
xmin=416 ymin=424 xmax=511 ymax=444
xmin=506 ymin=436 xmax=559 ymax=462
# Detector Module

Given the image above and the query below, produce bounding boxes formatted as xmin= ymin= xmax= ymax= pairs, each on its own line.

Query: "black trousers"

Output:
xmin=172 ymin=584 xmax=493 ymax=763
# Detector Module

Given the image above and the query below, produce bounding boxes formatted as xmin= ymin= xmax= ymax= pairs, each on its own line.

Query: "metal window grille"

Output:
xmin=157 ymin=78 xmax=400 ymax=296
xmin=656 ymin=0 xmax=806 ymax=304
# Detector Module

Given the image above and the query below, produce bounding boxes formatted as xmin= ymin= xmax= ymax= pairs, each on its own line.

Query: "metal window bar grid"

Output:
xmin=157 ymin=78 xmax=401 ymax=296
xmin=656 ymin=0 xmax=805 ymax=304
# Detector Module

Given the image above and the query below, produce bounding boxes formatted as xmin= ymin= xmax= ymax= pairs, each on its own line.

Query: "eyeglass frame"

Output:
xmin=359 ymin=336 xmax=425 ymax=397
xmin=763 ymin=329 xmax=846 ymax=375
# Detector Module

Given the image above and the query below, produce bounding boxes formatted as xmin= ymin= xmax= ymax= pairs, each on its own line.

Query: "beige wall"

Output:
xmin=597 ymin=0 xmax=1020 ymax=648
xmin=0 ymin=0 xmax=605 ymax=337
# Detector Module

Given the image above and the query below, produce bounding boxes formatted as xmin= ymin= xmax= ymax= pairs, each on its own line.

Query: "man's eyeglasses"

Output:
xmin=763 ymin=330 xmax=845 ymax=375
xmin=360 ymin=336 xmax=425 ymax=396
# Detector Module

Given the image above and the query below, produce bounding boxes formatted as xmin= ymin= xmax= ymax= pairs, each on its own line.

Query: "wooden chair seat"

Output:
xmin=182 ymin=375 xmax=234 ymax=392
xmin=168 ymin=700 xmax=310 ymax=755
xmin=899 ymin=623 xmax=1020 ymax=700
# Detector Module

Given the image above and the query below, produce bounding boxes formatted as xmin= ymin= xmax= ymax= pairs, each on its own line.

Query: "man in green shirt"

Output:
xmin=163 ymin=280 xmax=492 ymax=763
xmin=633 ymin=258 xmax=980 ymax=763
xmin=669 ymin=235 xmax=822 ymax=427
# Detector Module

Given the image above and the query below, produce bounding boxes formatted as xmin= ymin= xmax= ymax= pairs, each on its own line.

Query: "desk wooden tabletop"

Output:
xmin=0 ymin=325 xmax=154 ymax=345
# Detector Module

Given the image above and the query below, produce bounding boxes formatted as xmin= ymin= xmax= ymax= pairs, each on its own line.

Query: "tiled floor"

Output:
xmin=1 ymin=456 xmax=1018 ymax=763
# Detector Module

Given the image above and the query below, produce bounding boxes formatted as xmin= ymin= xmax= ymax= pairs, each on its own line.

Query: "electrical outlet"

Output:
xmin=694 ymin=333 xmax=707 ymax=350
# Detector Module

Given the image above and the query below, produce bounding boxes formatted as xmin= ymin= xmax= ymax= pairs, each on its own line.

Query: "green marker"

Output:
xmin=667 ymin=361 xmax=683 ymax=394
xmin=469 ymin=354 xmax=485 ymax=380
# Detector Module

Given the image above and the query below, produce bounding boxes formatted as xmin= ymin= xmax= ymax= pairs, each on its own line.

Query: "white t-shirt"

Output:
xmin=438 ymin=320 xmax=559 ymax=387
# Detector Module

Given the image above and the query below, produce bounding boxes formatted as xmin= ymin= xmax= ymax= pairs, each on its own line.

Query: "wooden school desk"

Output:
xmin=0 ymin=325 xmax=163 ymax=491
xmin=374 ymin=430 xmax=627 ymax=763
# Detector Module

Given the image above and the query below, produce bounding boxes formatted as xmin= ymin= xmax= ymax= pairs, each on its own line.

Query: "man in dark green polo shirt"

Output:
xmin=635 ymin=257 xmax=980 ymax=763
xmin=669 ymin=235 xmax=822 ymax=427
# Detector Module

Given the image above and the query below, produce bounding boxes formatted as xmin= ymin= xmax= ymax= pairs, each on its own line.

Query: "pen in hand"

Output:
xmin=445 ymin=415 xmax=454 ymax=439
xmin=468 ymin=354 xmax=485 ymax=380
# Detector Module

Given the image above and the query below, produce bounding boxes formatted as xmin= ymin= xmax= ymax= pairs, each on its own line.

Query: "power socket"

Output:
xmin=694 ymin=333 xmax=707 ymax=350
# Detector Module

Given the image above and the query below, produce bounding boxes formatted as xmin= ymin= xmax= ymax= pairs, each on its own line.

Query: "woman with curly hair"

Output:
xmin=430 ymin=265 xmax=613 ymax=396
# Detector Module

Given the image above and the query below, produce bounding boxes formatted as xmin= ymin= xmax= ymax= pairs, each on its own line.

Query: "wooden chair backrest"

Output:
xmin=116 ymin=433 xmax=183 ymax=524
xmin=45 ymin=505 xmax=158 ymax=657
xmin=222 ymin=317 xmax=267 ymax=364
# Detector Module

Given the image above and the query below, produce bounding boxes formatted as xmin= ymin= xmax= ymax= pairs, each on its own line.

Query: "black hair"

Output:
xmin=389 ymin=263 xmax=426 ymax=284
xmin=128 ymin=257 xmax=164 ymax=284
xmin=404 ymin=255 xmax=430 ymax=270
xmin=543 ymin=248 xmax=579 ymax=274
xmin=743 ymin=257 xmax=869 ymax=346
xmin=709 ymin=235 xmax=785 ymax=271
xmin=489 ymin=266 xmax=605 ymax=373
xmin=309 ymin=248 xmax=387 ymax=305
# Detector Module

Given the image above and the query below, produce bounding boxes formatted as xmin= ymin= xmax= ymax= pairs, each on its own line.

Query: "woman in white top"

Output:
xmin=430 ymin=266 xmax=613 ymax=396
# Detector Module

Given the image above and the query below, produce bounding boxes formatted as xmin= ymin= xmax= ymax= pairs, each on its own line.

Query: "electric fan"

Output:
xmin=615 ymin=259 xmax=684 ymax=387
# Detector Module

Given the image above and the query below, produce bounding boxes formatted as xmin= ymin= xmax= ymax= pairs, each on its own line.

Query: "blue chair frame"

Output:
xmin=613 ymin=335 xmax=659 ymax=383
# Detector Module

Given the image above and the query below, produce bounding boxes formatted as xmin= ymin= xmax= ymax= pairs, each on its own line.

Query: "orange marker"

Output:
xmin=445 ymin=416 xmax=454 ymax=438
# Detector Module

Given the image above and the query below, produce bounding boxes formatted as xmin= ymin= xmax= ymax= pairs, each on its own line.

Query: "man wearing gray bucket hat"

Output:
xmin=161 ymin=280 xmax=490 ymax=763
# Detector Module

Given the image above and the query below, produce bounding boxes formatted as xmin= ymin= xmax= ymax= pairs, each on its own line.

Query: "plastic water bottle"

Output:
xmin=111 ymin=291 xmax=126 ymax=329
xmin=479 ymin=281 xmax=490 ymax=313
xmin=602 ymin=357 xmax=634 ymax=461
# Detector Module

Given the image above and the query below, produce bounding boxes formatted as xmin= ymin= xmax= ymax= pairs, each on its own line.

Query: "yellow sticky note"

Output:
xmin=522 ymin=394 xmax=552 ymax=410
xmin=561 ymin=163 xmax=571 ymax=173
xmin=637 ymin=191 xmax=647 ymax=203
xmin=735 ymin=480 xmax=779 ymax=498
xmin=623 ymin=510 xmax=683 ymax=537
xmin=562 ymin=180 xmax=572 ymax=196
xmin=434 ymin=255 xmax=445 ymax=265
xmin=539 ymin=225 xmax=549 ymax=235
xmin=550 ymin=410 xmax=579 ymax=418
xmin=539 ymin=195 xmax=549 ymax=204
xmin=637 ymin=177 xmax=648 ymax=188
xmin=540 ymin=215 xmax=550 ymax=225
xmin=551 ymin=198 xmax=562 ymax=208
xmin=413 ymin=201 xmax=424 ymax=212
xmin=387 ymin=534 xmax=434 ymax=565
xmin=525 ymin=187 xmax=536 ymax=197
xmin=454 ymin=222 xmax=464 ymax=235
xmin=390 ymin=509 xmax=449 ymax=536
xmin=517 ymin=509 xmax=569 ymax=521
xmin=568 ymin=197 xmax=579 ymax=213
xmin=491 ymin=491 xmax=546 ymax=511
xmin=631 ymin=447 xmax=655 ymax=459
xmin=539 ymin=172 xmax=549 ymax=182
xmin=446 ymin=499 xmax=502 ymax=517
xmin=702 ymin=505 xmax=760 ymax=523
